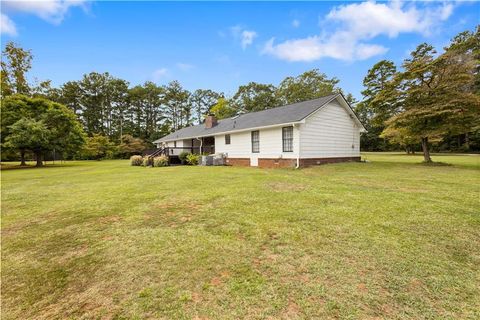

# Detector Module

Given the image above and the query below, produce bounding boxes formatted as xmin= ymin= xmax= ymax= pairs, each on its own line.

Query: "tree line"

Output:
xmin=1 ymin=42 xmax=351 ymax=146
xmin=1 ymin=26 xmax=479 ymax=164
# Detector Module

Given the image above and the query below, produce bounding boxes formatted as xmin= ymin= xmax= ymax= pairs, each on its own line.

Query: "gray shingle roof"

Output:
xmin=154 ymin=94 xmax=339 ymax=143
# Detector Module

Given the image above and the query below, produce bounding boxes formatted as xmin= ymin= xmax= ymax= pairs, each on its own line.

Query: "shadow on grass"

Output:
xmin=421 ymin=161 xmax=452 ymax=167
xmin=0 ymin=163 xmax=73 ymax=171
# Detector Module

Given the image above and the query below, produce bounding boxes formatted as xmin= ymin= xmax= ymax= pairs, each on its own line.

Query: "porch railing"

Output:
xmin=145 ymin=146 xmax=215 ymax=165
xmin=163 ymin=146 xmax=215 ymax=155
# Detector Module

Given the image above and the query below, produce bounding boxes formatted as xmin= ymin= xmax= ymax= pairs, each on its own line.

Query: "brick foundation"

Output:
xmin=258 ymin=158 xmax=296 ymax=168
xmin=225 ymin=158 xmax=251 ymax=166
xmin=225 ymin=156 xmax=361 ymax=168
xmin=299 ymin=156 xmax=361 ymax=167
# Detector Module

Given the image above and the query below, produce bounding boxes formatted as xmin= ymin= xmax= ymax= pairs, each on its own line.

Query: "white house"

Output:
xmin=153 ymin=93 xmax=366 ymax=168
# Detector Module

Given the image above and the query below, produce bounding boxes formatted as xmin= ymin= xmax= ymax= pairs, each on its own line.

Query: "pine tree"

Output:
xmin=356 ymin=60 xmax=399 ymax=151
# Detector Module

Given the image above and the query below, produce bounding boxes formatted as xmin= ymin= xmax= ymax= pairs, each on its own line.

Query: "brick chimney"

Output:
xmin=205 ymin=114 xmax=217 ymax=129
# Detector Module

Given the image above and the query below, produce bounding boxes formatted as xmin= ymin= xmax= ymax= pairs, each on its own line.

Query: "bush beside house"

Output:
xmin=186 ymin=153 xmax=200 ymax=165
xmin=178 ymin=151 xmax=190 ymax=165
xmin=153 ymin=155 xmax=169 ymax=167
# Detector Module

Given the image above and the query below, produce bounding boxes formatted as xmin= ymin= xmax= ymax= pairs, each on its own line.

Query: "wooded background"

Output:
xmin=1 ymin=26 xmax=479 ymax=163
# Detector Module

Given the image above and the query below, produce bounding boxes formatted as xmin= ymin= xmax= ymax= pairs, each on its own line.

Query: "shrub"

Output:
xmin=130 ymin=155 xmax=143 ymax=166
xmin=178 ymin=151 xmax=190 ymax=164
xmin=186 ymin=153 xmax=200 ymax=165
xmin=153 ymin=155 xmax=169 ymax=167
xmin=82 ymin=134 xmax=117 ymax=160
xmin=142 ymin=156 xmax=152 ymax=167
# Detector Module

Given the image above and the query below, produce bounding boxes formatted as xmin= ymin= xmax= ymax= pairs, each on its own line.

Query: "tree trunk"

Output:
xmin=421 ymin=137 xmax=432 ymax=162
xmin=20 ymin=150 xmax=26 ymax=166
xmin=465 ymin=132 xmax=470 ymax=151
xmin=35 ymin=151 xmax=43 ymax=167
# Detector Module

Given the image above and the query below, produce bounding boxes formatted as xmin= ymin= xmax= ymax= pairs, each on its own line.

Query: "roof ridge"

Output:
xmin=153 ymin=93 xmax=340 ymax=143
xmin=221 ymin=93 xmax=338 ymax=120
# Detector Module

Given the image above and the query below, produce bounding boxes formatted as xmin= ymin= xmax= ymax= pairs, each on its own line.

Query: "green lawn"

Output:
xmin=2 ymin=153 xmax=479 ymax=319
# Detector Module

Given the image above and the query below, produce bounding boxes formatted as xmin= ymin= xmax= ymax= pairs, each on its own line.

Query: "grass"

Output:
xmin=1 ymin=153 xmax=479 ymax=319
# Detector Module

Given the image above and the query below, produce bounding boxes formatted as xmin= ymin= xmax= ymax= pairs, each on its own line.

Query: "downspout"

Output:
xmin=295 ymin=123 xmax=301 ymax=169
xmin=196 ymin=137 xmax=203 ymax=154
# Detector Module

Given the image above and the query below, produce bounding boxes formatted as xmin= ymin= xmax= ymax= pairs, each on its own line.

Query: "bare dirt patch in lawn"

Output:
xmin=98 ymin=215 xmax=123 ymax=224
xmin=265 ymin=182 xmax=307 ymax=192
xmin=142 ymin=200 xmax=206 ymax=228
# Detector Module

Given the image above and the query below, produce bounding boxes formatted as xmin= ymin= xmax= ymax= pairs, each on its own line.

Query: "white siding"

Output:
xmin=215 ymin=126 xmax=299 ymax=159
xmin=300 ymin=100 xmax=361 ymax=158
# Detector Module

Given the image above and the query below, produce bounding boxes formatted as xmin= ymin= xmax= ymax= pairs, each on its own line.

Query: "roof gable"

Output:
xmin=303 ymin=94 xmax=367 ymax=132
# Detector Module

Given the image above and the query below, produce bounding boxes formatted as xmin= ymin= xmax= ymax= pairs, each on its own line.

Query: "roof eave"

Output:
xmin=156 ymin=121 xmax=303 ymax=143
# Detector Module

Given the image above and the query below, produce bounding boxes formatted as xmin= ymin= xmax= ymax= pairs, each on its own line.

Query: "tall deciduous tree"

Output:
xmin=1 ymin=95 xmax=86 ymax=166
xmin=232 ymin=82 xmax=279 ymax=113
xmin=1 ymin=42 xmax=33 ymax=96
xmin=4 ymin=118 xmax=49 ymax=166
xmin=210 ymin=98 xmax=236 ymax=119
xmin=383 ymin=40 xmax=480 ymax=162
xmin=276 ymin=69 xmax=339 ymax=104
xmin=439 ymin=27 xmax=480 ymax=149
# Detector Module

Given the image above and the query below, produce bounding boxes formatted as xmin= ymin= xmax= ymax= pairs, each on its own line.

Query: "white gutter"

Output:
xmin=295 ymin=123 xmax=301 ymax=169
xmin=196 ymin=137 xmax=203 ymax=154
xmin=157 ymin=121 xmax=302 ymax=143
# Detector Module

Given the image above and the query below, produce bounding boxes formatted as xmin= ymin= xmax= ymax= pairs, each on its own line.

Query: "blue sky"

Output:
xmin=1 ymin=1 xmax=478 ymax=100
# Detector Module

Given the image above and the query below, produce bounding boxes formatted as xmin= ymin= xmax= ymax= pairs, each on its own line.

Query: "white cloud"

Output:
xmin=229 ymin=25 xmax=257 ymax=50
xmin=1 ymin=0 xmax=88 ymax=36
xmin=355 ymin=43 xmax=389 ymax=60
xmin=326 ymin=0 xmax=453 ymax=38
xmin=263 ymin=1 xmax=456 ymax=62
xmin=3 ymin=0 xmax=88 ymax=25
xmin=152 ymin=68 xmax=168 ymax=82
xmin=241 ymin=30 xmax=257 ymax=50
xmin=292 ymin=19 xmax=300 ymax=28
xmin=263 ymin=34 xmax=388 ymax=62
xmin=176 ymin=63 xmax=194 ymax=71
xmin=1 ymin=13 xmax=17 ymax=36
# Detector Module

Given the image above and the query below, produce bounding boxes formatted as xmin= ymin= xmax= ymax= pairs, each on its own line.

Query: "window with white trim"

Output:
xmin=251 ymin=131 xmax=259 ymax=153
xmin=225 ymin=134 xmax=231 ymax=145
xmin=282 ymin=127 xmax=293 ymax=152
